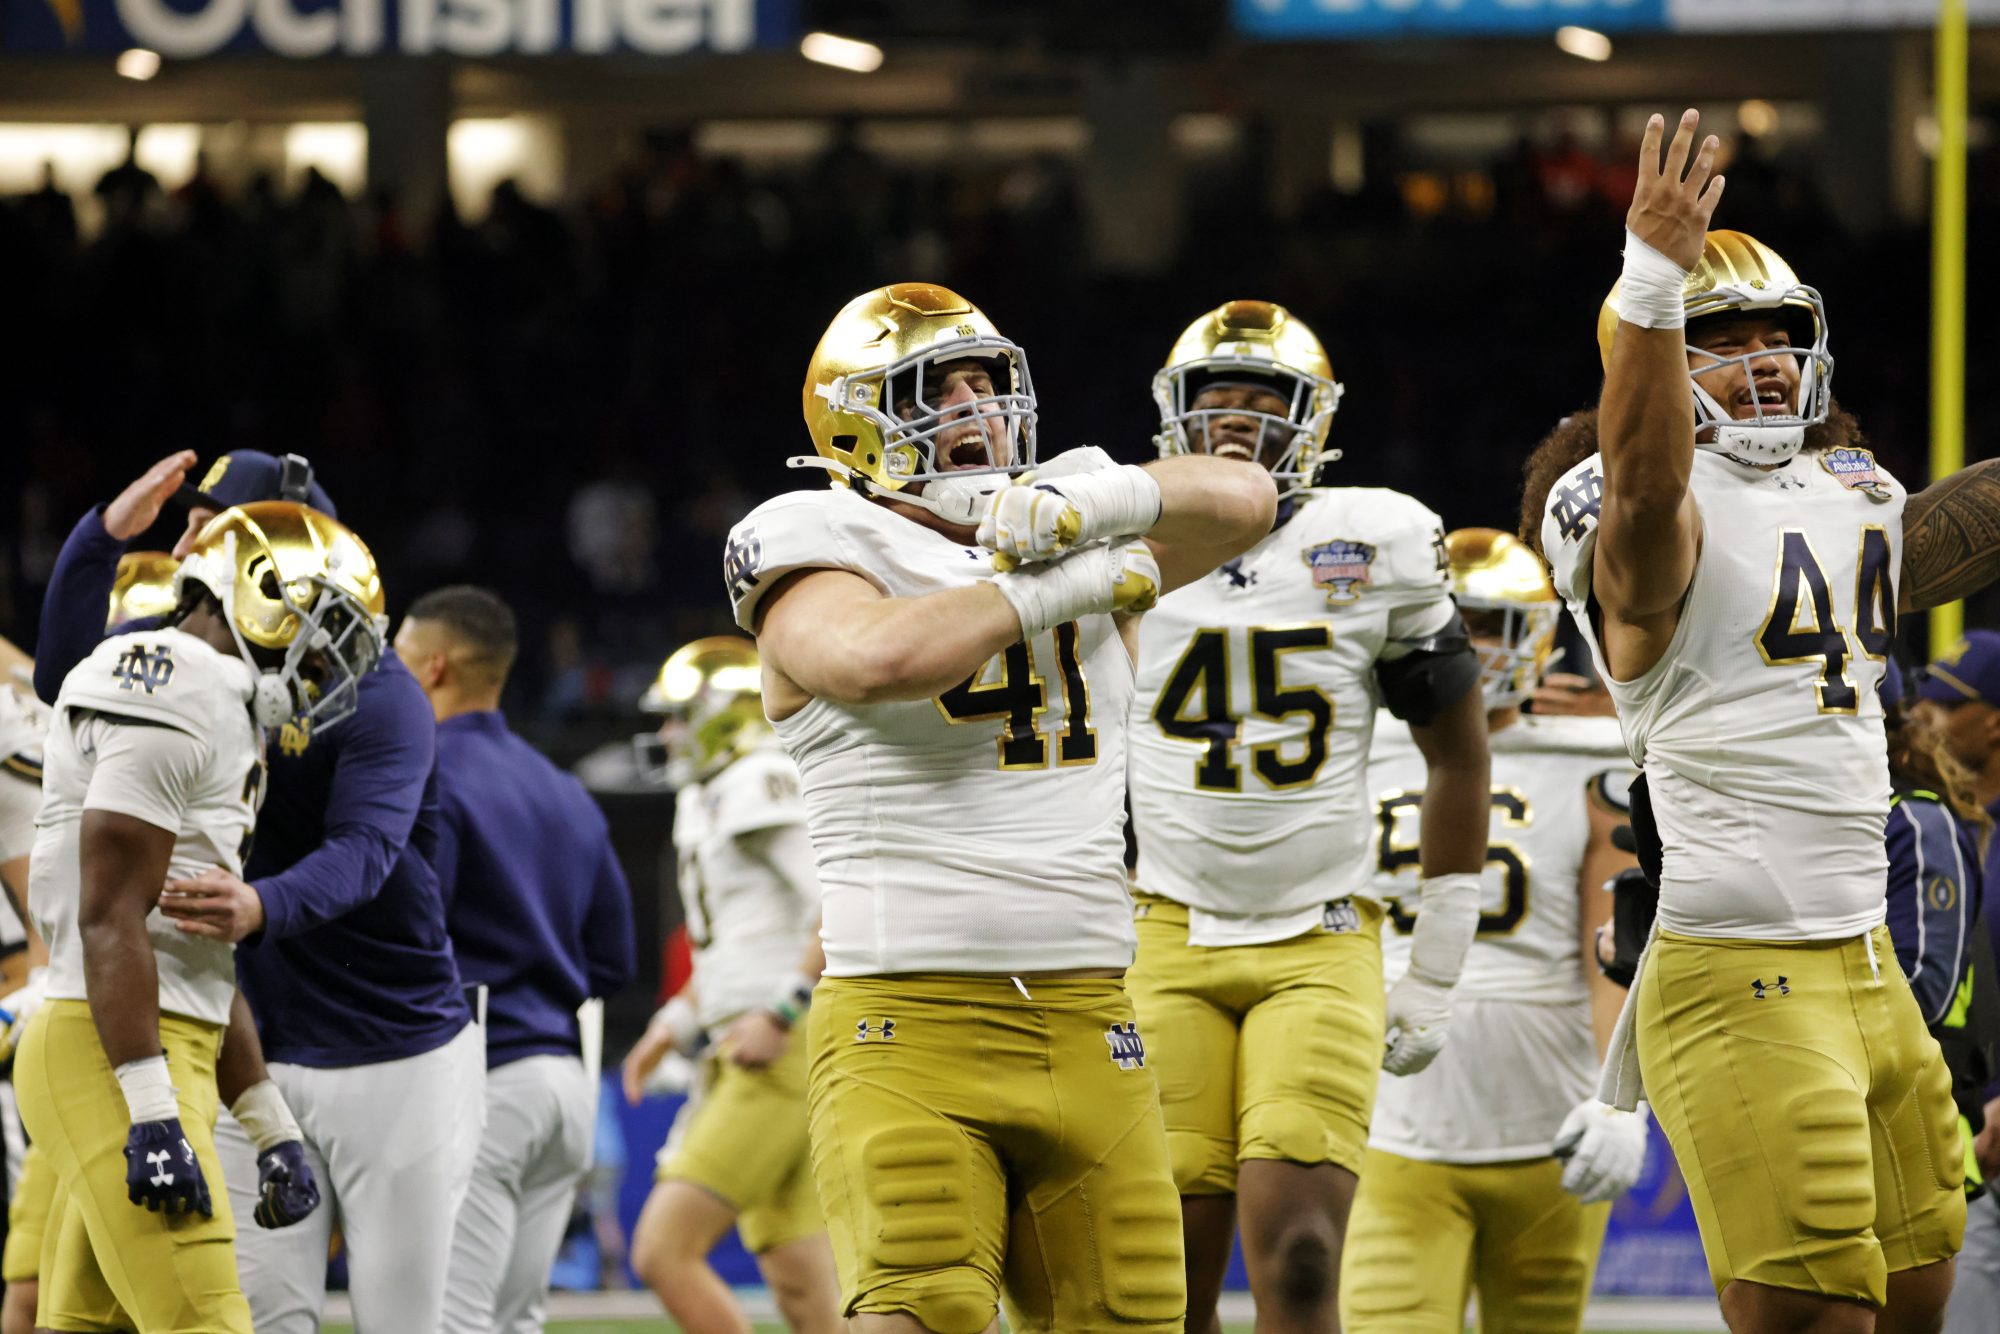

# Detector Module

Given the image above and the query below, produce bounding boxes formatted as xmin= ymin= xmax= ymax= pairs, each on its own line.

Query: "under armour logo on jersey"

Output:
xmin=1551 ymin=467 xmax=1604 ymax=543
xmin=1751 ymin=976 xmax=1790 ymax=1000
xmin=1217 ymin=558 xmax=1257 ymax=590
xmin=1322 ymin=898 xmax=1361 ymax=934
xmin=113 ymin=644 xmax=175 ymax=694
xmin=723 ymin=530 xmax=764 ymax=604
xmin=146 ymin=1150 xmax=175 ymax=1187
xmin=1106 ymin=1022 xmax=1145 ymax=1070
xmin=855 ymin=1018 xmax=896 ymax=1041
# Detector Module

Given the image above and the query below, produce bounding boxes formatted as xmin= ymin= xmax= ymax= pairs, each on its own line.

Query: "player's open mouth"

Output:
xmin=1735 ymin=387 xmax=1791 ymax=413
xmin=946 ymin=438 xmax=992 ymax=467
xmin=1211 ymin=440 xmax=1256 ymax=460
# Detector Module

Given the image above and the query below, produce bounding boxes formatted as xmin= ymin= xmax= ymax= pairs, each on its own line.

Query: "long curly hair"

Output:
xmin=1886 ymin=696 xmax=1993 ymax=836
xmin=1516 ymin=403 xmax=1869 ymax=558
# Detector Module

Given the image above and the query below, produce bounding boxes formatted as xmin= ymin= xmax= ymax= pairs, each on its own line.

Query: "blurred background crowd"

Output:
xmin=6 ymin=108 xmax=1998 ymax=737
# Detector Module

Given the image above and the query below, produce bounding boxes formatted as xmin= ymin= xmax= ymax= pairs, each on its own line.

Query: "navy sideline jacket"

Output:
xmin=434 ymin=710 xmax=636 ymax=1069
xmin=36 ymin=506 xmax=472 ymax=1066
xmin=1885 ymin=788 xmax=1985 ymax=1026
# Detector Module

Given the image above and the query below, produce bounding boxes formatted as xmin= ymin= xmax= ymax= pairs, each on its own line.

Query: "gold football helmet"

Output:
xmin=1598 ymin=230 xmax=1831 ymax=463
xmin=797 ymin=283 xmax=1037 ymax=512
xmin=108 ymin=551 xmax=183 ymax=631
xmin=175 ymin=502 xmax=387 ymax=730
xmin=641 ymin=635 xmax=768 ymax=786
xmin=1153 ymin=300 xmax=1344 ymax=498
xmin=1447 ymin=527 xmax=1561 ymax=711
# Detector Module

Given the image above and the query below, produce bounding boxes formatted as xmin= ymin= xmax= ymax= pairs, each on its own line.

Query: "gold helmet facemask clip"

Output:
xmin=639 ymin=635 xmax=768 ymax=787
xmin=1153 ymin=300 xmax=1344 ymax=499
xmin=1599 ymin=231 xmax=1833 ymax=466
xmin=1446 ymin=528 xmax=1561 ymax=712
xmin=175 ymin=503 xmax=388 ymax=732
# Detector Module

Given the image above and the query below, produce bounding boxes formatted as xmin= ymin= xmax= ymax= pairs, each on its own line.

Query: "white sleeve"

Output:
xmin=708 ymin=753 xmax=808 ymax=841
xmin=724 ymin=493 xmax=882 ymax=632
xmin=80 ymin=717 xmax=209 ymax=834
xmin=1540 ymin=456 xmax=1606 ymax=606
xmin=1381 ymin=594 xmax=1461 ymax=657
xmin=0 ymin=771 xmax=37 ymax=864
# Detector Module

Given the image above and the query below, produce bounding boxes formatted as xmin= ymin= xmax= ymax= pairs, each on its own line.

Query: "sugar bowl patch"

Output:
xmin=1302 ymin=539 xmax=1376 ymax=605
xmin=1820 ymin=448 xmax=1894 ymax=503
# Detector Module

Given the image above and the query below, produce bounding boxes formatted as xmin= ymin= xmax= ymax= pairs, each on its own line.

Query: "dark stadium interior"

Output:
xmin=7 ymin=108 xmax=1998 ymax=727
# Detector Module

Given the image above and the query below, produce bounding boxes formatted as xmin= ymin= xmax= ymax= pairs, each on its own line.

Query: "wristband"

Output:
xmin=993 ymin=543 xmax=1155 ymax=638
xmin=652 ymin=996 xmax=705 ymax=1054
xmin=1617 ymin=229 xmax=1691 ymax=330
xmin=115 ymin=1055 xmax=180 ymax=1124
xmin=1407 ymin=872 xmax=1482 ymax=986
xmin=766 ymin=972 xmax=815 ymax=1030
xmin=1056 ymin=464 xmax=1164 ymax=546
xmin=230 ymin=1078 xmax=304 ymax=1154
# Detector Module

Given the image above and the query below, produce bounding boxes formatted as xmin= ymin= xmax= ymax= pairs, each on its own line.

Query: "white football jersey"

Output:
xmin=1541 ymin=447 xmax=1904 ymax=940
xmin=673 ymin=741 xmax=820 ymax=1030
xmin=1129 ymin=488 xmax=1454 ymax=930
xmin=1372 ymin=711 xmax=1631 ymax=1004
xmin=0 ymin=683 xmax=49 ymax=951
xmin=726 ymin=473 xmax=1136 ymax=977
xmin=32 ymin=629 xmax=263 ymax=1026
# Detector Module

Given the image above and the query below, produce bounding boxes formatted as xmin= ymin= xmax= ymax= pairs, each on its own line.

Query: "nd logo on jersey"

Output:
xmin=112 ymin=644 xmax=175 ymax=694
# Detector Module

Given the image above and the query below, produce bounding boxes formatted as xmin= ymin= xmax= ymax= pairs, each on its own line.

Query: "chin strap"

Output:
xmin=785 ymin=454 xmax=1017 ymax=526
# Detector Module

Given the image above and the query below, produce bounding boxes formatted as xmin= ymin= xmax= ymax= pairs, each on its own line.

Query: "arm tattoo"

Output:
xmin=1902 ymin=459 xmax=2000 ymax=611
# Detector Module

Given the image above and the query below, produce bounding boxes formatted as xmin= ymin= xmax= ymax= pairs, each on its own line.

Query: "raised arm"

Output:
xmin=1594 ymin=112 xmax=1723 ymax=660
xmin=1900 ymin=459 xmax=2000 ymax=612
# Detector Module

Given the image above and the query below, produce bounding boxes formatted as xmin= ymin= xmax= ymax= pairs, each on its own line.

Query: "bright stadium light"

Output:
xmin=1738 ymin=99 xmax=1779 ymax=138
xmin=800 ymin=31 xmax=883 ymax=73
xmin=116 ymin=48 xmax=161 ymax=80
xmin=1554 ymin=26 xmax=1612 ymax=62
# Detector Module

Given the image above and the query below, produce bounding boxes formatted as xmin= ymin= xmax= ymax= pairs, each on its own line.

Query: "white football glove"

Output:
xmin=1381 ymin=972 xmax=1453 ymax=1075
xmin=1381 ymin=872 xmax=1481 ymax=1075
xmin=1552 ymin=1099 xmax=1650 ymax=1203
xmin=993 ymin=540 xmax=1159 ymax=636
xmin=978 ymin=463 xmax=1162 ymax=571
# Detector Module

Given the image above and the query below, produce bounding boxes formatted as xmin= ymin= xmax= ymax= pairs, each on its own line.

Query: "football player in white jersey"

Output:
xmin=726 ymin=281 xmax=1274 ymax=1334
xmin=1342 ymin=528 xmax=1642 ymax=1334
xmin=1523 ymin=110 xmax=2000 ymax=1333
xmin=1124 ymin=300 xmax=1490 ymax=1333
xmin=16 ymin=502 xmax=382 ymax=1334
xmin=623 ymin=635 xmax=840 ymax=1334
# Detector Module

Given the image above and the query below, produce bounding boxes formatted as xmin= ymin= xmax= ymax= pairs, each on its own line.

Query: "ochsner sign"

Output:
xmin=19 ymin=0 xmax=776 ymax=56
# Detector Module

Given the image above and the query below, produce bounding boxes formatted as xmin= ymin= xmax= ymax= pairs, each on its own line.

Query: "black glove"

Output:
xmin=124 ymin=1119 xmax=211 ymax=1216
xmin=254 ymin=1140 xmax=322 ymax=1229
xmin=1598 ymin=867 xmax=1660 ymax=989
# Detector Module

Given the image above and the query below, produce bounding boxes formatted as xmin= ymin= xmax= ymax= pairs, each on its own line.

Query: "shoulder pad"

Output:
xmin=706 ymin=746 xmax=806 ymax=840
xmin=0 ymin=685 xmax=48 ymax=778
xmin=1540 ymin=454 xmax=1605 ymax=605
xmin=1294 ymin=488 xmax=1449 ymax=607
xmin=57 ymin=630 xmax=252 ymax=738
xmin=1035 ymin=446 xmax=1118 ymax=478
xmin=724 ymin=490 xmax=891 ymax=633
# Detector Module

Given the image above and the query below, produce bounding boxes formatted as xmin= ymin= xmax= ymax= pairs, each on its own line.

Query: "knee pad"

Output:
xmin=856 ymin=1283 xmax=996 ymax=1334
xmin=860 ymin=1124 xmax=977 ymax=1269
xmin=1100 ymin=1177 xmax=1186 ymax=1323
